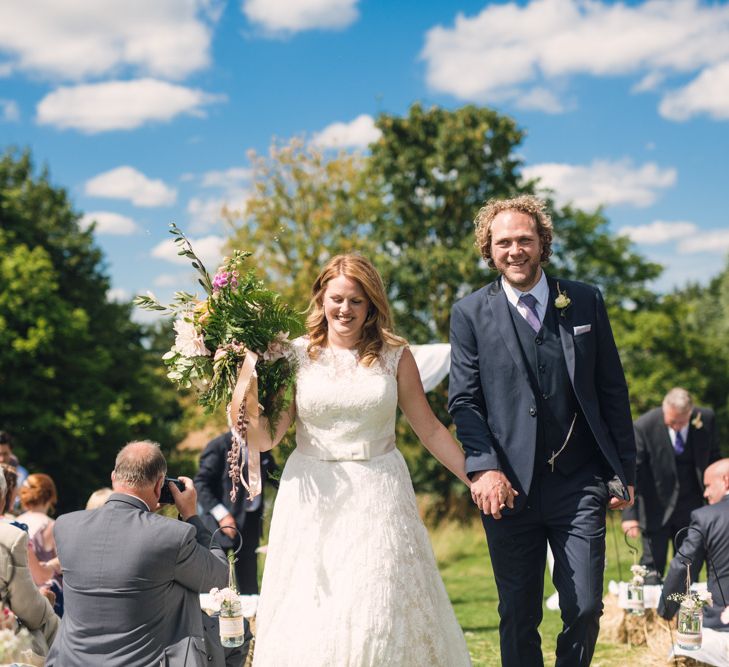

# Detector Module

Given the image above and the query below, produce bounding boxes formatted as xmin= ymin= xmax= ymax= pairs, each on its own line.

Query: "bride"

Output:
xmin=250 ymin=254 xmax=472 ymax=666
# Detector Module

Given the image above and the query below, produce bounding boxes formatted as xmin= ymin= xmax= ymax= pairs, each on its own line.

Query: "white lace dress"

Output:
xmin=252 ymin=338 xmax=471 ymax=666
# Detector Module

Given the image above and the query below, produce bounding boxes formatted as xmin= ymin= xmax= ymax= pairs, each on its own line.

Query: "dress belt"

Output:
xmin=295 ymin=434 xmax=396 ymax=461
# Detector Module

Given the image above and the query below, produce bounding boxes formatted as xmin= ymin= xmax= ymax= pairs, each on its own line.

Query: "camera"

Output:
xmin=159 ymin=477 xmax=185 ymax=505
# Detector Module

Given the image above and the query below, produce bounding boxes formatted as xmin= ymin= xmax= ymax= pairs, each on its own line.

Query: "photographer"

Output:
xmin=46 ymin=440 xmax=228 ymax=667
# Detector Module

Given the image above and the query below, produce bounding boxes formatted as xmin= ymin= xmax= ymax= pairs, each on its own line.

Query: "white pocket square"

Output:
xmin=573 ymin=324 xmax=592 ymax=336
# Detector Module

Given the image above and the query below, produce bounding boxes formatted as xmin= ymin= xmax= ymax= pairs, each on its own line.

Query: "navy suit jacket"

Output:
xmin=659 ymin=494 xmax=729 ymax=630
xmin=195 ymin=431 xmax=276 ymax=548
xmin=448 ymin=275 xmax=636 ymax=511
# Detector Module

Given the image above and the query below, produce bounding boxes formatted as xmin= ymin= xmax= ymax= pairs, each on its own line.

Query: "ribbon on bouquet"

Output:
xmin=229 ymin=349 xmax=262 ymax=501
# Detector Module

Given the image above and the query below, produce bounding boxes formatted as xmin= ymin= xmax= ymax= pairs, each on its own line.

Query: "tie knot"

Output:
xmin=519 ymin=293 xmax=538 ymax=309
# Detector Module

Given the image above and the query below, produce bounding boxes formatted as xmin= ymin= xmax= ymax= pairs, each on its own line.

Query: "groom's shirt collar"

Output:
xmin=501 ymin=269 xmax=549 ymax=322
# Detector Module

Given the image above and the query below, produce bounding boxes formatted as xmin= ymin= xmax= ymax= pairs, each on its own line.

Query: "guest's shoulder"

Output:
xmin=634 ymin=406 xmax=664 ymax=429
xmin=0 ymin=520 xmax=28 ymax=552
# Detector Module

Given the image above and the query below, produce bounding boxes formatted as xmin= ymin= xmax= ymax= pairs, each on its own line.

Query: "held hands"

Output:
xmin=609 ymin=485 xmax=635 ymax=512
xmin=169 ymin=476 xmax=198 ymax=521
xmin=470 ymin=470 xmax=518 ymax=520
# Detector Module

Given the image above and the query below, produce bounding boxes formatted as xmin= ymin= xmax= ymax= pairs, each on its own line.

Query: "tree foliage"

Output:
xmin=226 ymin=138 xmax=382 ymax=312
xmin=0 ymin=149 xmax=182 ymax=512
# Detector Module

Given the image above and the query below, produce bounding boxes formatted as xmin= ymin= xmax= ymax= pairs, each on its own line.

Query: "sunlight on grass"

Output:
xmin=431 ymin=512 xmax=657 ymax=666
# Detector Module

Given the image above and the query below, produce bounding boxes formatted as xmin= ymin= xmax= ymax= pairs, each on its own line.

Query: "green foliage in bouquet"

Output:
xmin=134 ymin=224 xmax=305 ymax=430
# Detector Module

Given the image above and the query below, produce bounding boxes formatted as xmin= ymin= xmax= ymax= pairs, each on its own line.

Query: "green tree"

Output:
xmin=0 ymin=149 xmax=182 ymax=512
xmin=226 ymin=138 xmax=382 ymax=312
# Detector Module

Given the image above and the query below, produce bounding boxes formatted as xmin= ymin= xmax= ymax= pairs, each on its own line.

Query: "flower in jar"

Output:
xmin=212 ymin=269 xmax=239 ymax=292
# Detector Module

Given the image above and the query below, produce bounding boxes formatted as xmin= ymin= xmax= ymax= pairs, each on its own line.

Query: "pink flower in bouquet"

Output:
xmin=263 ymin=331 xmax=290 ymax=361
xmin=174 ymin=318 xmax=210 ymax=357
xmin=212 ymin=270 xmax=239 ymax=291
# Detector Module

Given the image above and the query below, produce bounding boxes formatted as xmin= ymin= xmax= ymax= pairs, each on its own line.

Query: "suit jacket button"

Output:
xmin=535 ymin=337 xmax=543 ymax=345
xmin=529 ymin=407 xmax=537 ymax=416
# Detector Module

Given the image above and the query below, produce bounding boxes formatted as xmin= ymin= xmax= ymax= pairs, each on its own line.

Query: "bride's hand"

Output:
xmin=470 ymin=470 xmax=518 ymax=520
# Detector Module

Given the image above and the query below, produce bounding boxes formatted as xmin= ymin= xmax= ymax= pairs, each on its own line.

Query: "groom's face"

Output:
xmin=490 ymin=210 xmax=543 ymax=291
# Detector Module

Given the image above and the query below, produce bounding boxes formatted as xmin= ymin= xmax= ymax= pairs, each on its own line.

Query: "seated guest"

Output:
xmin=0 ymin=430 xmax=28 ymax=487
xmin=0 ymin=467 xmax=59 ymax=657
xmin=0 ymin=462 xmax=59 ymax=604
xmin=659 ymin=458 xmax=729 ymax=630
xmin=18 ymin=473 xmax=60 ymax=585
xmin=85 ymin=486 xmax=113 ymax=510
xmin=46 ymin=440 xmax=229 ymax=667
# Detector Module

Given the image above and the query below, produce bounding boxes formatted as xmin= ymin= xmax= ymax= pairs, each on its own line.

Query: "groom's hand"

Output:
xmin=470 ymin=470 xmax=518 ymax=520
xmin=609 ymin=484 xmax=634 ymax=511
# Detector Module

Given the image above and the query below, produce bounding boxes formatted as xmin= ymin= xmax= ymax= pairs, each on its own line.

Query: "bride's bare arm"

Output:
xmin=396 ymin=348 xmax=470 ymax=487
xmin=246 ymin=389 xmax=296 ymax=452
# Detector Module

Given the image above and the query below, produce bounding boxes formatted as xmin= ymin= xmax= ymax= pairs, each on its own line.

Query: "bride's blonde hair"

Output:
xmin=307 ymin=254 xmax=407 ymax=366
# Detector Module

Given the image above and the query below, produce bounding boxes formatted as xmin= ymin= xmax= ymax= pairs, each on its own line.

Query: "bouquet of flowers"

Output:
xmin=135 ymin=224 xmax=305 ymax=500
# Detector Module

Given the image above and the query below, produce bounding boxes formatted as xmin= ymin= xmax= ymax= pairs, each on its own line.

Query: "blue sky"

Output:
xmin=2 ymin=0 xmax=728 ymax=322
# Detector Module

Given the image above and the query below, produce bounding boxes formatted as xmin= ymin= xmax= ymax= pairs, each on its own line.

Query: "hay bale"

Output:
xmin=599 ymin=593 xmax=714 ymax=666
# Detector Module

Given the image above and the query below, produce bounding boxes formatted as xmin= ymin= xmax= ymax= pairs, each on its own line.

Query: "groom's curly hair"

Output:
xmin=474 ymin=194 xmax=553 ymax=268
xmin=306 ymin=254 xmax=407 ymax=367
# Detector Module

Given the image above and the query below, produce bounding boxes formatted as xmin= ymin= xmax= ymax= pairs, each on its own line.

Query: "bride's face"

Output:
xmin=322 ymin=274 xmax=371 ymax=345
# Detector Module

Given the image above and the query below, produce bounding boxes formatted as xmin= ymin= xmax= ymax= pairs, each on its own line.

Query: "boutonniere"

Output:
xmin=691 ymin=412 xmax=703 ymax=430
xmin=554 ymin=283 xmax=571 ymax=317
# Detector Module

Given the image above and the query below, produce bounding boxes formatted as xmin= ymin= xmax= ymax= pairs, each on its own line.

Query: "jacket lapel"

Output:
xmin=548 ymin=276 xmax=576 ymax=384
xmin=486 ymin=279 xmax=531 ymax=385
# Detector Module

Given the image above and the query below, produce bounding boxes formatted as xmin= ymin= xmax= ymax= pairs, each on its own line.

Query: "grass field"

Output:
xmin=430 ymin=512 xmax=658 ymax=666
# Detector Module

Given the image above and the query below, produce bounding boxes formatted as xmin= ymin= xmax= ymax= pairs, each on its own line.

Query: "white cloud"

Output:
xmin=85 ymin=166 xmax=177 ymax=207
xmin=187 ymin=193 xmax=249 ymax=233
xmin=0 ymin=1 xmax=216 ymax=81
xmin=107 ymin=287 xmax=131 ymax=303
xmin=617 ymin=220 xmax=698 ymax=244
xmin=242 ymin=0 xmax=359 ymax=34
xmin=312 ymin=114 xmax=382 ymax=149
xmin=523 ymin=159 xmax=676 ymax=210
xmin=421 ymin=0 xmax=729 ymax=116
xmin=678 ymin=229 xmax=729 ymax=254
xmin=659 ymin=61 xmax=729 ymax=121
xmin=79 ymin=211 xmax=139 ymax=235
xmin=0 ymin=99 xmax=19 ymax=121
xmin=201 ymin=167 xmax=252 ymax=189
xmin=154 ymin=272 xmax=194 ymax=288
xmin=36 ymin=79 xmax=224 ymax=133
xmin=151 ymin=234 xmax=226 ymax=269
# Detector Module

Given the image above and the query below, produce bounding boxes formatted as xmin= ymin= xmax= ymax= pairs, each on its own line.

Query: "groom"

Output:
xmin=448 ymin=195 xmax=636 ymax=666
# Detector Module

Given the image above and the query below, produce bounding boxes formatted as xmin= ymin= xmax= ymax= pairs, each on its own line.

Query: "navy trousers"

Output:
xmin=482 ymin=461 xmax=609 ymax=667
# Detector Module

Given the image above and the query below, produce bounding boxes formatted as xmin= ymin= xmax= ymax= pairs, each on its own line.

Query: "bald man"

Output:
xmin=658 ymin=458 xmax=729 ymax=630
xmin=48 ymin=441 xmax=229 ymax=667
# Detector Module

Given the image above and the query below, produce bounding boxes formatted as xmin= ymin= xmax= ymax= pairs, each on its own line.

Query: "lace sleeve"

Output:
xmin=381 ymin=344 xmax=407 ymax=376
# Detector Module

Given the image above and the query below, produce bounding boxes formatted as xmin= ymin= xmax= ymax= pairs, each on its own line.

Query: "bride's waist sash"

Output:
xmin=296 ymin=433 xmax=396 ymax=461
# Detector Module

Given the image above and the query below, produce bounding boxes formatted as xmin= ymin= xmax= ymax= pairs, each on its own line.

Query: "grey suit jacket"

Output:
xmin=46 ymin=493 xmax=228 ymax=667
xmin=0 ymin=521 xmax=59 ymax=655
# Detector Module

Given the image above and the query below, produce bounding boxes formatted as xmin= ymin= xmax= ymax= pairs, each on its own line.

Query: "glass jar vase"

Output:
xmin=676 ymin=601 xmax=702 ymax=651
xmin=219 ymin=598 xmax=245 ymax=648
xmin=626 ymin=583 xmax=645 ymax=615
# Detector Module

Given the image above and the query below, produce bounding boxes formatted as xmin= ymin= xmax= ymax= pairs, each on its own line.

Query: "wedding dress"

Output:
xmin=252 ymin=337 xmax=471 ymax=666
